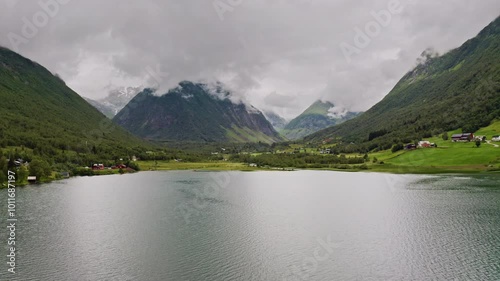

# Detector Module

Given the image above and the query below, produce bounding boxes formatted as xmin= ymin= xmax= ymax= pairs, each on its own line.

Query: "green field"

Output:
xmin=366 ymin=121 xmax=500 ymax=173
xmin=475 ymin=119 xmax=500 ymax=138
xmin=136 ymin=121 xmax=500 ymax=174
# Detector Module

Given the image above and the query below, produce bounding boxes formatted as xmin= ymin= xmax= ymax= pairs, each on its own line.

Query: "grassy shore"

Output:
xmin=136 ymin=159 xmax=499 ymax=174
xmin=137 ymin=161 xmax=260 ymax=171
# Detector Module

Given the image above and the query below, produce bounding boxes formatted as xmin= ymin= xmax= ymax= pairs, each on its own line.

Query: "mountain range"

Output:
xmin=263 ymin=111 xmax=288 ymax=131
xmin=281 ymin=100 xmax=360 ymax=140
xmin=113 ymin=82 xmax=283 ymax=143
xmin=2 ymin=16 xmax=498 ymax=151
xmin=85 ymin=87 xmax=141 ymax=118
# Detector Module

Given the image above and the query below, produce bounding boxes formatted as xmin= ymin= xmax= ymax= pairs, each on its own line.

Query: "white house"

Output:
xmin=418 ymin=141 xmax=432 ymax=148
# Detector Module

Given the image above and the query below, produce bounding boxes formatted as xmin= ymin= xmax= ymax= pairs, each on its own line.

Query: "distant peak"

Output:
xmin=315 ymin=99 xmax=334 ymax=106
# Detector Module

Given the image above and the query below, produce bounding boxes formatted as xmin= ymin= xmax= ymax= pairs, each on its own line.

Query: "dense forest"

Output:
xmin=231 ymin=153 xmax=366 ymax=169
xmin=0 ymin=46 xmax=156 ymax=182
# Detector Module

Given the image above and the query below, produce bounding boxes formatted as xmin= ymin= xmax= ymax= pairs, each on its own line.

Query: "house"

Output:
xmin=27 ymin=176 xmax=37 ymax=183
xmin=405 ymin=144 xmax=417 ymax=150
xmin=418 ymin=141 xmax=433 ymax=148
xmin=474 ymin=135 xmax=486 ymax=142
xmin=492 ymin=135 xmax=500 ymax=142
xmin=319 ymin=149 xmax=331 ymax=154
xmin=92 ymin=164 xmax=105 ymax=170
xmin=452 ymin=133 xmax=474 ymax=142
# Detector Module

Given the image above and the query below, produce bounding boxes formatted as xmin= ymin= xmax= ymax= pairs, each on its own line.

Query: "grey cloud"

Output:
xmin=0 ymin=0 xmax=498 ymax=117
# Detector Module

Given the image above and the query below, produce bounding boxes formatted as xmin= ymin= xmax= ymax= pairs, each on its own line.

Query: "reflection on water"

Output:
xmin=1 ymin=171 xmax=499 ymax=280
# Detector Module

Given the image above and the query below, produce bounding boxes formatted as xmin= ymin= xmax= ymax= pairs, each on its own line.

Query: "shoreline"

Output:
xmin=136 ymin=162 xmax=500 ymax=176
xmin=3 ymin=162 xmax=498 ymax=188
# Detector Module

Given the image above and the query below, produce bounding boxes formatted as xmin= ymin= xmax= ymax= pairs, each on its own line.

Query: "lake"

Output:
xmin=1 ymin=171 xmax=499 ymax=280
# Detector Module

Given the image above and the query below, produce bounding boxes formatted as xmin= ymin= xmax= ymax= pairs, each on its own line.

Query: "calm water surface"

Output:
xmin=1 ymin=171 xmax=499 ymax=281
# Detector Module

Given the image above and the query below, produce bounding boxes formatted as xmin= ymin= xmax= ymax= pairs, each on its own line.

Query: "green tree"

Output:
xmin=442 ymin=132 xmax=449 ymax=141
xmin=29 ymin=159 xmax=52 ymax=180
xmin=17 ymin=166 xmax=28 ymax=184
xmin=0 ymin=156 xmax=7 ymax=184
xmin=391 ymin=143 xmax=404 ymax=153
xmin=7 ymin=157 xmax=15 ymax=169
xmin=475 ymin=140 xmax=481 ymax=148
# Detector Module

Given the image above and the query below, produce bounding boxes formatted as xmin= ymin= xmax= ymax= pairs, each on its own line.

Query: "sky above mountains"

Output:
xmin=1 ymin=0 xmax=499 ymax=119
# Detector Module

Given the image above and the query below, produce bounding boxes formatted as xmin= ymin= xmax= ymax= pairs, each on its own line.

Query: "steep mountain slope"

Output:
xmin=86 ymin=87 xmax=141 ymax=118
xmin=114 ymin=81 xmax=283 ymax=143
xmin=282 ymin=100 xmax=360 ymax=140
xmin=306 ymin=16 xmax=500 ymax=149
xmin=0 ymin=47 xmax=147 ymax=156
xmin=263 ymin=111 xmax=288 ymax=131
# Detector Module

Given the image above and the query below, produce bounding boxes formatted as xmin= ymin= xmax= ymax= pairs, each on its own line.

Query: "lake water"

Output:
xmin=1 ymin=171 xmax=499 ymax=280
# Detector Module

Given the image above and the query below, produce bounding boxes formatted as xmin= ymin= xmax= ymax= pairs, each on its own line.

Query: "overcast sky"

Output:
xmin=1 ymin=0 xmax=499 ymax=119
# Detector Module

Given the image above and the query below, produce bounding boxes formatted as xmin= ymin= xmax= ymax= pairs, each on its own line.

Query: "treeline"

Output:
xmin=0 ymin=143 xmax=235 ymax=184
xmin=230 ymin=153 xmax=366 ymax=169
xmin=159 ymin=141 xmax=275 ymax=154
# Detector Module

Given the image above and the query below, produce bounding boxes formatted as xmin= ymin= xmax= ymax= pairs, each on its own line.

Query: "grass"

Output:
xmin=136 ymin=123 xmax=499 ymax=174
xmin=475 ymin=119 xmax=500 ymax=138
xmin=137 ymin=161 xmax=259 ymax=171
xmin=363 ymin=123 xmax=500 ymax=173
xmin=225 ymin=125 xmax=277 ymax=144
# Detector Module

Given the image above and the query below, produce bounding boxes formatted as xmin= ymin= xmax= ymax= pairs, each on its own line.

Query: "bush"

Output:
xmin=475 ymin=140 xmax=481 ymax=148
xmin=127 ymin=161 xmax=140 ymax=171
xmin=29 ymin=159 xmax=51 ymax=180
xmin=391 ymin=143 xmax=404 ymax=153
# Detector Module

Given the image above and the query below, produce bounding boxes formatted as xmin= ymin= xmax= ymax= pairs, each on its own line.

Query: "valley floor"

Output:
xmin=136 ymin=123 xmax=500 ymax=174
xmin=137 ymin=161 xmax=261 ymax=171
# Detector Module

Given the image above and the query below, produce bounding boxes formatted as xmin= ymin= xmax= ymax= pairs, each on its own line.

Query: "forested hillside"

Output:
xmin=306 ymin=16 xmax=500 ymax=152
xmin=0 ymin=47 xmax=149 ymax=168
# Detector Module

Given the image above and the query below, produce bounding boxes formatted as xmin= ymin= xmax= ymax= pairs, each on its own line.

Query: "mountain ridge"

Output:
xmin=114 ymin=81 xmax=283 ymax=143
xmin=263 ymin=111 xmax=288 ymax=131
xmin=0 ymin=46 xmax=148 ymax=160
xmin=282 ymin=100 xmax=360 ymax=140
xmin=86 ymin=87 xmax=141 ymax=118
xmin=305 ymin=16 xmax=500 ymax=150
